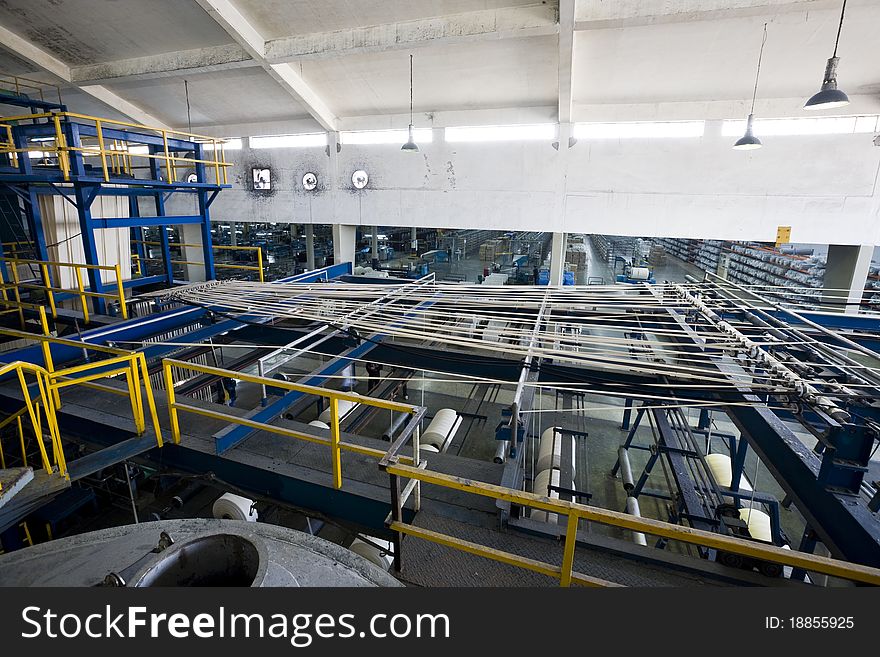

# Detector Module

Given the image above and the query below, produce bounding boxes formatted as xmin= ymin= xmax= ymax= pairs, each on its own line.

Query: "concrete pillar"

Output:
xmin=411 ymin=226 xmax=418 ymax=253
xmin=181 ymin=222 xmax=208 ymax=282
xmin=371 ymin=226 xmax=379 ymax=259
xmin=229 ymin=222 xmax=237 ymax=246
xmin=289 ymin=223 xmax=298 ymax=240
xmin=549 ymin=231 xmax=566 ymax=286
xmin=824 ymin=244 xmax=872 ymax=314
xmin=305 ymin=224 xmax=315 ymax=270
xmin=333 ymin=224 xmax=356 ymax=267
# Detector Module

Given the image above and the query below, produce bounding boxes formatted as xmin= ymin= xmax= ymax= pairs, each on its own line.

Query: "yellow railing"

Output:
xmin=0 ymin=255 xmax=128 ymax=323
xmin=380 ymin=459 xmax=880 ymax=587
xmin=0 ymin=74 xmax=62 ymax=104
xmin=0 ymin=312 xmax=164 ymax=455
xmin=1 ymin=241 xmax=33 ymax=258
xmin=162 ymin=359 xmax=419 ymax=489
xmin=133 ymin=240 xmax=264 ymax=282
xmin=0 ymin=360 xmax=65 ymax=489
xmin=0 ymin=110 xmax=232 ymax=185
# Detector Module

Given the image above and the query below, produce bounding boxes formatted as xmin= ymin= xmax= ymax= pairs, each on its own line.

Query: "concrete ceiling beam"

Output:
xmin=194 ymin=0 xmax=339 ymax=131
xmin=0 ymin=22 xmax=171 ymax=128
xmin=264 ymin=4 xmax=559 ymax=62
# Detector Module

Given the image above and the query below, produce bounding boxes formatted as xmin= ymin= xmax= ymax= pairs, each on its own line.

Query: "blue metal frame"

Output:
xmin=0 ymin=107 xmax=230 ymax=313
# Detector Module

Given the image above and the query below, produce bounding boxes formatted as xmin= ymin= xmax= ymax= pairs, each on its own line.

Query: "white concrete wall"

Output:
xmin=202 ymin=114 xmax=880 ymax=246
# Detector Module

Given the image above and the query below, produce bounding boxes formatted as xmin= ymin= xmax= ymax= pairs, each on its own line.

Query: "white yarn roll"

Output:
xmin=628 ymin=266 xmax=650 ymax=281
xmin=705 ymin=453 xmax=754 ymax=506
xmin=212 ymin=492 xmax=258 ymax=522
xmin=318 ymin=394 xmax=360 ymax=424
xmin=422 ymin=408 xmax=459 ymax=450
xmin=536 ymin=427 xmax=575 ymax=476
xmin=308 ymin=420 xmax=330 ymax=429
xmin=530 ymin=468 xmax=573 ymax=524
xmin=738 ymin=508 xmax=772 ymax=543
xmin=420 ymin=444 xmax=439 ymax=453
xmin=349 ymin=537 xmax=394 ymax=570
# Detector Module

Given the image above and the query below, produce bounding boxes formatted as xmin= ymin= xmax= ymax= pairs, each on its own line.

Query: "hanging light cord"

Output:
xmin=749 ymin=23 xmax=768 ymax=115
xmin=832 ymin=0 xmax=847 ymax=58
xmin=409 ymin=54 xmax=414 ymax=126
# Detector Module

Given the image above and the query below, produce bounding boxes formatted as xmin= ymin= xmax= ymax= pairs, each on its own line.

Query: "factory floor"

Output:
xmin=384 ymin=234 xmax=705 ymax=285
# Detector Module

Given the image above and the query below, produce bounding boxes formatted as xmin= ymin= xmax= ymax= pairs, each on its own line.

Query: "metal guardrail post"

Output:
xmin=390 ymin=471 xmax=403 ymax=572
xmin=40 ymin=263 xmax=57 ymax=319
xmin=114 ymin=263 xmax=128 ymax=319
xmin=329 ymin=397 xmax=342 ymax=490
xmin=559 ymin=513 xmax=579 ymax=587
xmin=73 ymin=266 xmax=90 ymax=324
xmin=163 ymin=361 xmax=181 ymax=444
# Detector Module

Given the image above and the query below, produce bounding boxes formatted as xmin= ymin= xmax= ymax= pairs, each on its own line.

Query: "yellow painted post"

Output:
xmin=163 ymin=360 xmax=181 ymax=444
xmin=52 ymin=114 xmax=69 ymax=180
xmin=221 ymin=144 xmax=228 ymax=184
xmin=560 ymin=513 xmax=580 ymax=587
xmin=138 ymin=354 xmax=164 ymax=447
xmin=20 ymin=522 xmax=32 ymax=547
xmin=95 ymin=120 xmax=110 ymax=181
xmin=127 ymin=362 xmax=145 ymax=435
xmin=16 ymin=369 xmax=51 ymax=473
xmin=329 ymin=397 xmax=342 ymax=489
xmin=73 ymin=266 xmax=90 ymax=324
xmin=212 ymin=140 xmax=220 ymax=184
xmin=40 ymin=263 xmax=57 ymax=319
xmin=16 ymin=416 xmax=25 ymax=467
xmin=257 ymin=247 xmax=264 ymax=282
xmin=161 ymin=130 xmax=172 ymax=182
xmin=35 ymin=373 xmax=65 ymax=478
xmin=9 ymin=262 xmax=24 ymax=328
xmin=114 ymin=263 xmax=128 ymax=319
xmin=0 ymin=432 xmax=5 ymax=468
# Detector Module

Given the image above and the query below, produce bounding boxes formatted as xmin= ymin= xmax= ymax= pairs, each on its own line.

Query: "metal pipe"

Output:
xmin=493 ymin=440 xmax=508 ymax=464
xmin=618 ymin=446 xmax=634 ymax=492
xmin=382 ymin=410 xmax=411 ymax=442
xmin=625 ymin=496 xmax=648 ymax=546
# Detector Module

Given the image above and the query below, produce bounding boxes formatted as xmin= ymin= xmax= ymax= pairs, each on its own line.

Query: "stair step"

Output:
xmin=0 ymin=470 xmax=69 ymax=534
xmin=67 ymin=434 xmax=160 ymax=481
xmin=0 ymin=467 xmax=34 ymax=511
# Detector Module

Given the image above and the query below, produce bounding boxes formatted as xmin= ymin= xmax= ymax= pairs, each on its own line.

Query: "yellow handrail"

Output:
xmin=382 ymin=460 xmax=880 ymax=587
xmin=0 ymin=110 xmax=233 ymax=185
xmin=0 ymin=256 xmax=127 ymax=320
xmin=162 ymin=358 xmax=417 ymax=489
xmin=133 ymin=241 xmax=264 ymax=282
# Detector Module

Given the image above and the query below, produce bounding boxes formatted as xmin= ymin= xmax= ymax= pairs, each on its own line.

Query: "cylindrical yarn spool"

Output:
xmin=536 ymin=427 xmax=575 ymax=477
xmin=705 ymin=453 xmax=753 ymax=506
xmin=530 ymin=468 xmax=573 ymax=524
xmin=349 ymin=537 xmax=394 ymax=570
xmin=420 ymin=444 xmax=439 ymax=453
xmin=738 ymin=507 xmax=772 ymax=543
xmin=421 ymin=409 xmax=459 ymax=450
xmin=212 ymin=492 xmax=258 ymax=522
xmin=628 ymin=267 xmax=650 ymax=280
xmin=318 ymin=394 xmax=360 ymax=424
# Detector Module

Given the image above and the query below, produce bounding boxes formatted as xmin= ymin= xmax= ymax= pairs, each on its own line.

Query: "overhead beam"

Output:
xmin=574 ymin=0 xmax=844 ymax=30
xmin=194 ymin=0 xmax=338 ymax=131
xmin=0 ymin=23 xmax=171 ymax=128
xmin=71 ymin=44 xmax=257 ymax=85
xmin=558 ymin=0 xmax=575 ymax=124
xmin=264 ymin=4 xmax=559 ymax=62
xmin=69 ymin=4 xmax=557 ymax=88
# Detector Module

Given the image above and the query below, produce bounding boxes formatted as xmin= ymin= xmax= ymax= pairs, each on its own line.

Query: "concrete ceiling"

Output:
xmin=0 ymin=0 xmax=877 ymax=133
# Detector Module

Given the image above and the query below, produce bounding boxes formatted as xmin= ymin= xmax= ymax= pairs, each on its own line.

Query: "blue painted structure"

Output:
xmin=0 ymin=96 xmax=230 ymax=313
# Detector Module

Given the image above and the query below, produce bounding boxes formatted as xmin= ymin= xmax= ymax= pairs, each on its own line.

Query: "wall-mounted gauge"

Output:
xmin=351 ymin=169 xmax=369 ymax=189
xmin=186 ymin=172 xmax=198 ymax=184
xmin=302 ymin=172 xmax=318 ymax=191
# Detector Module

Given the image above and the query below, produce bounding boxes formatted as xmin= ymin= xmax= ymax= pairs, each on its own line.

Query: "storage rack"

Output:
xmin=656 ymin=238 xmax=826 ymax=307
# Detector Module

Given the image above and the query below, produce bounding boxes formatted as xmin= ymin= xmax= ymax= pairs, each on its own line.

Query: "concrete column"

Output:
xmin=333 ymin=224 xmax=356 ymax=267
xmin=229 ymin=222 xmax=237 ymax=246
xmin=371 ymin=226 xmax=379 ymax=259
xmin=824 ymin=244 xmax=873 ymax=314
xmin=181 ymin=222 xmax=208 ymax=282
xmin=305 ymin=224 xmax=315 ymax=270
xmin=289 ymin=223 xmax=298 ymax=240
xmin=410 ymin=226 xmax=418 ymax=253
xmin=549 ymin=231 xmax=566 ymax=286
